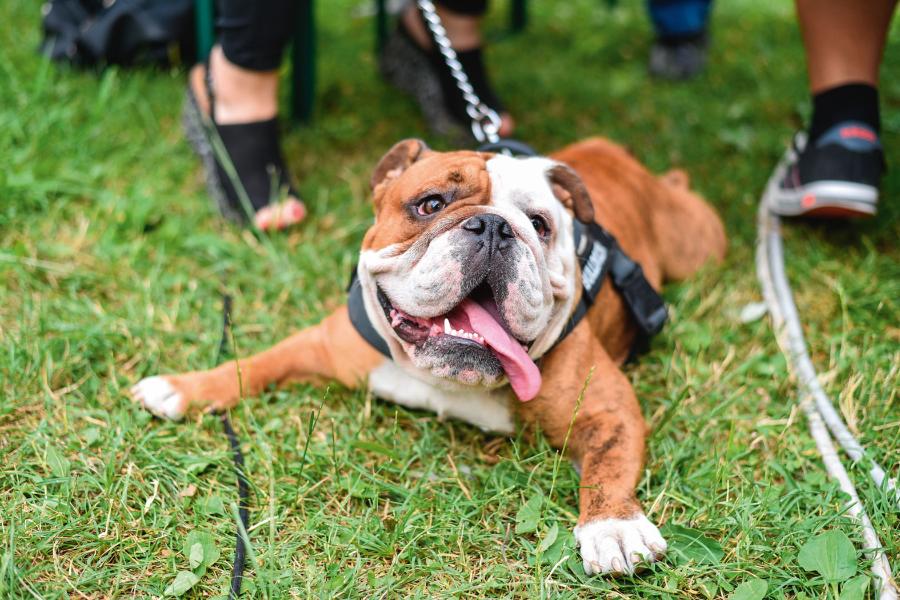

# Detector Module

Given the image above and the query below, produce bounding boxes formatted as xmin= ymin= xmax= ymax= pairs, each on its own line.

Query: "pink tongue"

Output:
xmin=456 ymin=298 xmax=542 ymax=401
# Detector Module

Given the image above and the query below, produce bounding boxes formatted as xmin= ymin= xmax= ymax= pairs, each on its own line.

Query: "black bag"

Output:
xmin=40 ymin=0 xmax=196 ymax=67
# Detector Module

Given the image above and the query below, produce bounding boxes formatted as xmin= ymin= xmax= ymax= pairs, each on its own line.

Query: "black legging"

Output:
xmin=217 ymin=0 xmax=489 ymax=71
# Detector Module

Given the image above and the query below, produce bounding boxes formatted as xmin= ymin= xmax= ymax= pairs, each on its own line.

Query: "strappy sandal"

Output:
xmin=182 ymin=65 xmax=305 ymax=230
xmin=379 ymin=17 xmax=508 ymax=142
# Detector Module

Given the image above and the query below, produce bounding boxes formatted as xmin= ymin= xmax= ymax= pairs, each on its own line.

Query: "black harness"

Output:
xmin=347 ymin=275 xmax=392 ymax=357
xmin=557 ymin=218 xmax=668 ymax=355
xmin=347 ymin=141 xmax=667 ymax=358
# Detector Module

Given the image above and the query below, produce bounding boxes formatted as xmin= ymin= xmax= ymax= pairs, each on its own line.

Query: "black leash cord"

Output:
xmin=215 ymin=295 xmax=249 ymax=599
xmin=221 ymin=413 xmax=248 ymax=598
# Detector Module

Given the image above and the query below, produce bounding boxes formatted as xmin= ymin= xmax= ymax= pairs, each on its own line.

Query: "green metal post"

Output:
xmin=291 ymin=0 xmax=316 ymax=123
xmin=195 ymin=0 xmax=215 ymax=62
xmin=375 ymin=0 xmax=388 ymax=53
xmin=510 ymin=0 xmax=527 ymax=33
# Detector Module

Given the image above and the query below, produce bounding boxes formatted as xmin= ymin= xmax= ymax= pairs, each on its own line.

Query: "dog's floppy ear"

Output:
xmin=370 ymin=139 xmax=430 ymax=191
xmin=548 ymin=163 xmax=595 ymax=223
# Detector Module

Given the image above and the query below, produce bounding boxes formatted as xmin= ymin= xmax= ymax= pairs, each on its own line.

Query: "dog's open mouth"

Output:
xmin=377 ymin=282 xmax=542 ymax=401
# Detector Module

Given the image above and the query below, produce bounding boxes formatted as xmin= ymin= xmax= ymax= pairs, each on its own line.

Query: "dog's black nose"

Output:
xmin=462 ymin=214 xmax=515 ymax=253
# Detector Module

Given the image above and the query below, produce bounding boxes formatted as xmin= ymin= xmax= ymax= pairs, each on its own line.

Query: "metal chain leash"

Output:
xmin=415 ymin=0 xmax=502 ymax=144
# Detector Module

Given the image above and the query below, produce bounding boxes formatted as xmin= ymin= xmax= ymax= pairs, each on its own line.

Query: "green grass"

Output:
xmin=1 ymin=0 xmax=898 ymax=597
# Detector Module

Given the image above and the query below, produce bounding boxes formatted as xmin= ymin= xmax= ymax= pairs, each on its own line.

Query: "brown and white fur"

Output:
xmin=131 ymin=137 xmax=726 ymax=576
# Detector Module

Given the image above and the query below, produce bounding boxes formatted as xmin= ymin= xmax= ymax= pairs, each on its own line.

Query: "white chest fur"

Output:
xmin=367 ymin=361 xmax=515 ymax=434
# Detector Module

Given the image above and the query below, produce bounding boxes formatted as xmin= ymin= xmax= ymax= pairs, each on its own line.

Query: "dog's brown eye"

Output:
xmin=416 ymin=195 xmax=446 ymax=216
xmin=531 ymin=215 xmax=550 ymax=237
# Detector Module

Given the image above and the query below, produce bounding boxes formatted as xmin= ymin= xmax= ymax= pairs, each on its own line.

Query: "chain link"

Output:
xmin=415 ymin=0 xmax=501 ymax=144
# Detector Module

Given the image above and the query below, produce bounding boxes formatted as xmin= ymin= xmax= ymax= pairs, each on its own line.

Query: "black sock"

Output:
xmin=657 ymin=31 xmax=707 ymax=47
xmin=808 ymin=83 xmax=880 ymax=143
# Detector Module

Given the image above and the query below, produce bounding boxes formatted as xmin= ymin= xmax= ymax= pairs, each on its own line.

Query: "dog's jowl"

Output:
xmin=132 ymin=137 xmax=726 ymax=576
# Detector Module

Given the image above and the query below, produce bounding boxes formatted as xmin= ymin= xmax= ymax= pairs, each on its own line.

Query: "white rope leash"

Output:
xmin=755 ymin=193 xmax=898 ymax=599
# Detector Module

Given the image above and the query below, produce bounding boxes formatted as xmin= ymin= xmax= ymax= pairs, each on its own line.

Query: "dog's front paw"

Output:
xmin=130 ymin=376 xmax=187 ymax=420
xmin=574 ymin=514 xmax=667 ymax=576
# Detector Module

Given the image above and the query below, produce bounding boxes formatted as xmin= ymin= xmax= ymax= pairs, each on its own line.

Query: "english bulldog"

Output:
xmin=131 ymin=137 xmax=726 ymax=575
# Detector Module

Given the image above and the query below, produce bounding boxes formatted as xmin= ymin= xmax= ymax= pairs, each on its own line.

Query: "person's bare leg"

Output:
xmin=402 ymin=4 xmax=482 ymax=50
xmin=192 ymin=46 xmax=279 ymax=123
xmin=189 ymin=46 xmax=305 ymax=230
xmin=797 ymin=0 xmax=897 ymax=92
xmin=401 ymin=4 xmax=515 ymax=137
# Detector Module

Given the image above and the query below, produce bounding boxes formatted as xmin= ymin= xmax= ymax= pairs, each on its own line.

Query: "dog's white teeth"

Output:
xmin=441 ymin=321 xmax=487 ymax=343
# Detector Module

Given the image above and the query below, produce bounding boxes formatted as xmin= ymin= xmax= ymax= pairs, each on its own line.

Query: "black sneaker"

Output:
xmin=766 ymin=121 xmax=884 ymax=218
xmin=648 ymin=34 xmax=708 ymax=80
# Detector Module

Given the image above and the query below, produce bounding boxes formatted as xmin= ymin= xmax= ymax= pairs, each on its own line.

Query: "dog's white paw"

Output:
xmin=574 ymin=514 xmax=667 ymax=576
xmin=130 ymin=376 xmax=186 ymax=420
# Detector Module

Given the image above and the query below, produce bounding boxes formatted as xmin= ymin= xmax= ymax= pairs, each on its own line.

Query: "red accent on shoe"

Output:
xmin=801 ymin=194 xmax=816 ymax=208
xmin=840 ymin=126 xmax=877 ymax=142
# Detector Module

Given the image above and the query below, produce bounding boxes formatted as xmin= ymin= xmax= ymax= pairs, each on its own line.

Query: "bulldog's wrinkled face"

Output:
xmin=357 ymin=140 xmax=595 ymax=401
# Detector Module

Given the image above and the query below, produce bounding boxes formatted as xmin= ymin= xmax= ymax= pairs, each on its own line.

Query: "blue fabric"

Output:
xmin=647 ymin=0 xmax=713 ymax=38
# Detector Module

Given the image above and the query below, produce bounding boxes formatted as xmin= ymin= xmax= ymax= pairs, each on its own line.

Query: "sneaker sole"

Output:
xmin=764 ymin=150 xmax=878 ymax=219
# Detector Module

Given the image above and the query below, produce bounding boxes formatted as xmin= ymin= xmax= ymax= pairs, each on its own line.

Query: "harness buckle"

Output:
xmin=608 ymin=251 xmax=668 ymax=336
